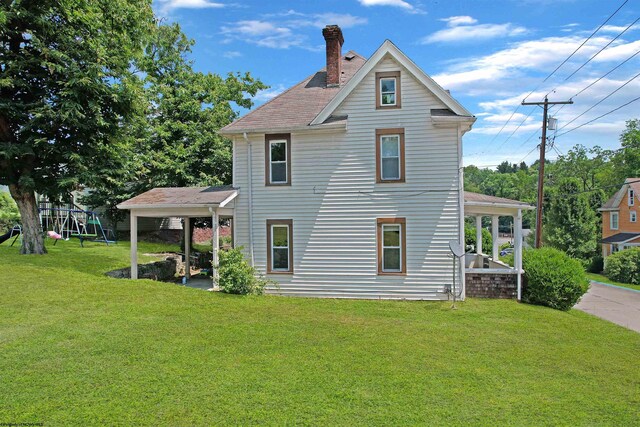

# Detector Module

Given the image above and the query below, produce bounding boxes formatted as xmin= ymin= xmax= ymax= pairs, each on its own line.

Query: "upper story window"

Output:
xmin=376 ymin=128 xmax=405 ymax=183
xmin=376 ymin=71 xmax=401 ymax=109
xmin=266 ymin=219 xmax=293 ymax=274
xmin=611 ymin=212 xmax=619 ymax=230
xmin=265 ymin=134 xmax=291 ymax=186
xmin=377 ymin=218 xmax=406 ymax=275
xmin=631 ymin=211 xmax=637 ymax=223
xmin=629 ymin=189 xmax=635 ymax=206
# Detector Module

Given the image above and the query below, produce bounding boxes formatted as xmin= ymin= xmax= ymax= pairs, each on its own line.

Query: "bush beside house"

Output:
xmin=604 ymin=248 xmax=640 ymax=285
xmin=522 ymin=247 xmax=590 ymax=311
xmin=217 ymin=247 xmax=271 ymax=295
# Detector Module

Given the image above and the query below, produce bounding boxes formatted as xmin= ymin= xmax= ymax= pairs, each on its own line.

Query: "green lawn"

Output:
xmin=586 ymin=272 xmax=640 ymax=292
xmin=1 ymin=240 xmax=639 ymax=426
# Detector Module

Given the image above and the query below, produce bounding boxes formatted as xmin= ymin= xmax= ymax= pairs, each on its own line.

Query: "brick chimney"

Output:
xmin=322 ymin=25 xmax=344 ymax=87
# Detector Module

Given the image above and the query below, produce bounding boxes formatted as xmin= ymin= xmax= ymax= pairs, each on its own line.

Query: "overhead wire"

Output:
xmin=555 ymin=95 xmax=640 ymax=137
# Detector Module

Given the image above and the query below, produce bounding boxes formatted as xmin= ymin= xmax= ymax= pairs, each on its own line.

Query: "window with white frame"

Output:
xmin=630 ymin=189 xmax=635 ymax=206
xmin=376 ymin=129 xmax=405 ymax=183
xmin=611 ymin=212 xmax=619 ymax=230
xmin=265 ymin=134 xmax=291 ymax=186
xmin=267 ymin=219 xmax=293 ymax=273
xmin=631 ymin=211 xmax=637 ymax=222
xmin=377 ymin=218 xmax=406 ymax=274
xmin=375 ymin=71 xmax=401 ymax=109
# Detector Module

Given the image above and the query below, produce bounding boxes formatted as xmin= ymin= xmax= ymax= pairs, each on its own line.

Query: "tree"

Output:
xmin=82 ymin=23 xmax=266 ymax=245
xmin=0 ymin=0 xmax=154 ymax=253
xmin=545 ymin=178 xmax=598 ymax=262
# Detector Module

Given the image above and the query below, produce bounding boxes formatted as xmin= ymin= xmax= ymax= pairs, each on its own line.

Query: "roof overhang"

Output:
xmin=600 ymin=233 xmax=640 ymax=244
xmin=465 ymin=201 xmax=534 ymax=216
xmin=117 ymin=187 xmax=238 ymax=218
xmin=220 ymin=120 xmax=347 ymax=137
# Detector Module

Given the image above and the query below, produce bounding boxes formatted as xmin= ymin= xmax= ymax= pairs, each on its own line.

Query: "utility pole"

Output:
xmin=521 ymin=96 xmax=573 ymax=248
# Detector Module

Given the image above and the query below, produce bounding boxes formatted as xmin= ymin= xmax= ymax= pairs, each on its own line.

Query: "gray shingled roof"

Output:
xmin=220 ymin=51 xmax=366 ymax=135
xmin=118 ymin=186 xmax=237 ymax=209
xmin=600 ymin=232 xmax=640 ymax=244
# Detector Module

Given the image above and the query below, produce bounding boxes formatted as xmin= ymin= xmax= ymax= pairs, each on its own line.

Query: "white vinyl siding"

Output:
xmin=232 ymin=57 xmax=460 ymax=299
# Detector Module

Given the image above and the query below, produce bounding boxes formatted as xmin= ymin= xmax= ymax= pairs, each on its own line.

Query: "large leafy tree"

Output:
xmin=0 ymin=0 xmax=154 ymax=254
xmin=83 ymin=23 xmax=266 ymax=233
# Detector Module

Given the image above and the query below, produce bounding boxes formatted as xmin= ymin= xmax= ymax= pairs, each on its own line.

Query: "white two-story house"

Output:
xmin=120 ymin=25 xmax=530 ymax=300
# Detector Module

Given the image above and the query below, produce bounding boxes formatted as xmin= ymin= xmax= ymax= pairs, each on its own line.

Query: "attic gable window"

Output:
xmin=376 ymin=71 xmax=401 ymax=109
xmin=629 ymin=189 xmax=635 ymax=206
xmin=265 ymin=134 xmax=291 ymax=186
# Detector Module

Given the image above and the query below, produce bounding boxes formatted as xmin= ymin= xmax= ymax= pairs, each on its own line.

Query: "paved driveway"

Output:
xmin=575 ymin=282 xmax=640 ymax=333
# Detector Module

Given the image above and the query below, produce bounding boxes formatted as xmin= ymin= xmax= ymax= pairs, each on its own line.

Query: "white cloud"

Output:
xmin=421 ymin=20 xmax=528 ymax=44
xmin=220 ymin=11 xmax=367 ymax=50
xmin=156 ymin=0 xmax=225 ymax=14
xmin=223 ymin=51 xmax=242 ymax=58
xmin=357 ymin=0 xmax=425 ymax=14
xmin=254 ymin=84 xmax=287 ymax=102
xmin=440 ymin=16 xmax=478 ymax=26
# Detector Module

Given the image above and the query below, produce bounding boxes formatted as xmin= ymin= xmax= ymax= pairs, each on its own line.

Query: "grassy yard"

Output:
xmin=1 ymin=240 xmax=639 ymax=426
xmin=586 ymin=272 xmax=640 ymax=292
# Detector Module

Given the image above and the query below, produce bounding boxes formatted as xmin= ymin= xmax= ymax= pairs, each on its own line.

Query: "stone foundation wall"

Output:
xmin=105 ymin=255 xmax=183 ymax=281
xmin=465 ymin=272 xmax=517 ymax=299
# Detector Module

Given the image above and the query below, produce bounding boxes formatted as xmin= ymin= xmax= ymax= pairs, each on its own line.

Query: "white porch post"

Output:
xmin=130 ymin=212 xmax=138 ymax=280
xmin=475 ymin=215 xmax=483 ymax=254
xmin=515 ymin=209 xmax=523 ymax=301
xmin=212 ymin=209 xmax=219 ymax=286
xmin=184 ymin=217 xmax=191 ymax=281
xmin=492 ymin=215 xmax=499 ymax=260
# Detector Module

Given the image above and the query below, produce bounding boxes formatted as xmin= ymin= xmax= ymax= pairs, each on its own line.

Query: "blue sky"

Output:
xmin=154 ymin=0 xmax=640 ymax=168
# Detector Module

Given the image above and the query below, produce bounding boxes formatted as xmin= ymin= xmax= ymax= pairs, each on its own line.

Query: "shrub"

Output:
xmin=522 ymin=247 xmax=589 ymax=311
xmin=604 ymin=248 xmax=640 ymax=284
xmin=217 ymin=247 xmax=271 ymax=295
xmin=464 ymin=224 xmax=492 ymax=254
xmin=587 ymin=254 xmax=604 ymax=274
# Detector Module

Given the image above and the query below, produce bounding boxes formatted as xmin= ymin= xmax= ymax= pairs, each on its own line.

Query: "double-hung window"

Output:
xmin=631 ymin=211 xmax=637 ymax=223
xmin=629 ymin=189 xmax=635 ymax=206
xmin=377 ymin=218 xmax=406 ymax=275
xmin=376 ymin=128 xmax=405 ymax=183
xmin=267 ymin=219 xmax=293 ymax=273
xmin=376 ymin=71 xmax=401 ymax=109
xmin=610 ymin=212 xmax=619 ymax=230
xmin=265 ymin=134 xmax=291 ymax=186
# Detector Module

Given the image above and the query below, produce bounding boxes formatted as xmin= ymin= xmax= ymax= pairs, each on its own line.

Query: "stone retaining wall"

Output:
xmin=105 ymin=255 xmax=183 ymax=281
xmin=465 ymin=272 xmax=518 ymax=299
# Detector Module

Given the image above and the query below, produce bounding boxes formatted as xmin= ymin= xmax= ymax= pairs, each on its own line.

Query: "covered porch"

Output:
xmin=464 ymin=192 xmax=535 ymax=300
xmin=117 ymin=186 xmax=237 ymax=286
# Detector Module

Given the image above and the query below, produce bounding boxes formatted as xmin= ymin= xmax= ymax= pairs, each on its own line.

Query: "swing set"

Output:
xmin=39 ymin=205 xmax=116 ymax=247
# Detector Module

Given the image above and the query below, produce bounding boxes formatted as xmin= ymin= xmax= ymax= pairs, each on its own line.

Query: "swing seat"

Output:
xmin=71 ymin=233 xmax=98 ymax=238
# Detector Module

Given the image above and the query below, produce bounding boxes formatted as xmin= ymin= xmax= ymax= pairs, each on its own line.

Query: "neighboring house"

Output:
xmin=599 ymin=178 xmax=640 ymax=256
xmin=119 ymin=25 xmax=531 ymax=300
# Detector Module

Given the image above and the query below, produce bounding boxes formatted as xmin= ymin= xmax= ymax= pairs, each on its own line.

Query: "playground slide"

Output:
xmin=0 ymin=230 xmax=15 ymax=244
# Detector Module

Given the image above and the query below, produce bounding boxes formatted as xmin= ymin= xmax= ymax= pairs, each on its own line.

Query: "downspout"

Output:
xmin=244 ymin=132 xmax=255 ymax=266
xmin=457 ymin=124 xmax=466 ymax=300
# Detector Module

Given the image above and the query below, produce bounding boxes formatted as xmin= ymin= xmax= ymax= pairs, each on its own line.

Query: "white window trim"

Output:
xmin=631 ymin=211 xmax=637 ymax=223
xmin=270 ymin=224 xmax=290 ymax=272
xmin=629 ymin=189 xmax=635 ymax=206
xmin=269 ymin=140 xmax=288 ymax=184
xmin=380 ymin=135 xmax=401 ymax=181
xmin=380 ymin=77 xmax=397 ymax=106
xmin=381 ymin=223 xmax=402 ymax=273
xmin=610 ymin=212 xmax=619 ymax=230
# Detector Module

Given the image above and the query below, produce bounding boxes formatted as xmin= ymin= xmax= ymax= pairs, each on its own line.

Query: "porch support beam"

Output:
xmin=211 ymin=208 xmax=219 ymax=287
xmin=514 ymin=209 xmax=523 ymax=301
xmin=184 ymin=217 xmax=191 ymax=281
xmin=130 ymin=212 xmax=138 ymax=280
xmin=475 ymin=215 xmax=483 ymax=255
xmin=492 ymin=215 xmax=499 ymax=260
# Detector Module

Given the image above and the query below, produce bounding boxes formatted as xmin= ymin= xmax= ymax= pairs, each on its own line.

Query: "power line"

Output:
xmin=557 ymin=70 xmax=640 ymax=131
xmin=556 ymin=95 xmax=640 ymax=137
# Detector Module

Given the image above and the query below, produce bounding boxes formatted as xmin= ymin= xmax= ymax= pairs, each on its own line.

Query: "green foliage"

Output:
xmin=603 ymin=248 xmax=640 ymax=285
xmin=464 ymin=224 xmax=492 ymax=253
xmin=545 ymin=178 xmax=598 ymax=262
xmin=0 ymin=191 xmax=20 ymax=231
xmin=217 ymin=247 xmax=271 ymax=295
xmin=522 ymin=247 xmax=590 ymax=311
xmin=587 ymin=255 xmax=604 ymax=274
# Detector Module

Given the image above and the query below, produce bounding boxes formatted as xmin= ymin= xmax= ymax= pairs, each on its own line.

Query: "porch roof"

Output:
xmin=464 ymin=191 xmax=534 ymax=216
xmin=117 ymin=186 xmax=237 ymax=217
xmin=600 ymin=232 xmax=640 ymax=244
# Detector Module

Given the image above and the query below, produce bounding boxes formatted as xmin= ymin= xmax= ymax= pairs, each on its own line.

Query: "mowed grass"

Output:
xmin=586 ymin=272 xmax=640 ymax=292
xmin=1 ymin=240 xmax=639 ymax=426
